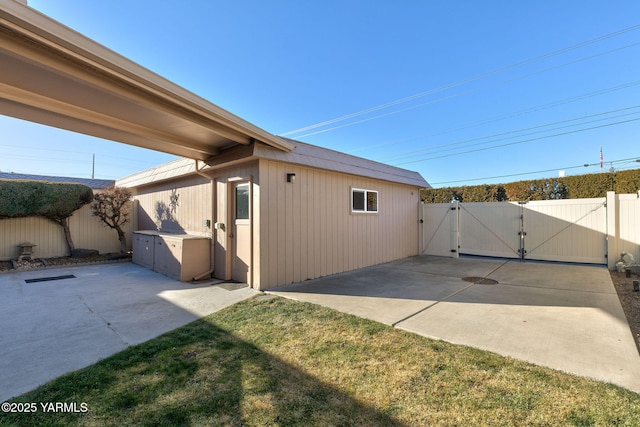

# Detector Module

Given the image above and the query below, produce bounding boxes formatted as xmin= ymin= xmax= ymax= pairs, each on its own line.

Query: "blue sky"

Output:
xmin=2 ymin=1 xmax=639 ymax=187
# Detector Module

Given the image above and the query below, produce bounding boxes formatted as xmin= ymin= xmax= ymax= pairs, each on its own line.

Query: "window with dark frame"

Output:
xmin=235 ymin=183 xmax=250 ymax=220
xmin=352 ymin=188 xmax=378 ymax=213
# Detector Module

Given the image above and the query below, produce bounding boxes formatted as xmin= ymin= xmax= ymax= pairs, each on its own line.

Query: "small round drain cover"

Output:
xmin=462 ymin=276 xmax=499 ymax=285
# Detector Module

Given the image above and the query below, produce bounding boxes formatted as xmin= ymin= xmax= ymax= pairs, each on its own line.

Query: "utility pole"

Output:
xmin=92 ymin=154 xmax=95 ymax=179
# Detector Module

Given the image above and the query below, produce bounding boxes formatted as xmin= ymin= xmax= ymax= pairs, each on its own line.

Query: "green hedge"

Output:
xmin=421 ymin=169 xmax=640 ymax=203
xmin=0 ymin=181 xmax=93 ymax=220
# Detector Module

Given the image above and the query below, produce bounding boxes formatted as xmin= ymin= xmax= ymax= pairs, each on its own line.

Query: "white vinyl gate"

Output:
xmin=421 ymin=203 xmax=459 ymax=258
xmin=458 ymin=202 xmax=522 ymax=259
xmin=421 ymin=198 xmax=608 ymax=264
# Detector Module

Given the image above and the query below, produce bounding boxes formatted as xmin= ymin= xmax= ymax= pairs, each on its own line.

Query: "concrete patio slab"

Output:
xmin=271 ymin=256 xmax=640 ymax=394
xmin=387 ymin=255 xmax=506 ymax=278
xmin=486 ymin=260 xmax=614 ymax=293
xmin=397 ymin=282 xmax=637 ymax=391
xmin=271 ymin=263 xmax=473 ymax=325
xmin=0 ymin=262 xmax=258 ymax=402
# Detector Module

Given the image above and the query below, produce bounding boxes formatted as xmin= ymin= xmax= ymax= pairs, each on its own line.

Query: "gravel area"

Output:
xmin=610 ymin=270 xmax=640 ymax=355
xmin=0 ymin=253 xmax=132 ymax=273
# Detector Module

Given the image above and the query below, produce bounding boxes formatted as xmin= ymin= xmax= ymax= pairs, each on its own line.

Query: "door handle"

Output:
xmin=229 ymin=233 xmax=234 ymax=238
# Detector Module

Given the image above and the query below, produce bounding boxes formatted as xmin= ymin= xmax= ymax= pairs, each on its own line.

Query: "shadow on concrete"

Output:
xmin=269 ymin=255 xmax=640 ymax=393
xmin=271 ymin=255 xmax=618 ymax=309
xmin=0 ymin=262 xmax=252 ymax=402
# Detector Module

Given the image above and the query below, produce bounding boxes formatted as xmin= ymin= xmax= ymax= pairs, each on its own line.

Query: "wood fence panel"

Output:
xmin=1 ymin=203 xmax=133 ymax=260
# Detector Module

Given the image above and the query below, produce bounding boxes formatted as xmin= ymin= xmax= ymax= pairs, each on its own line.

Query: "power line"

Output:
xmin=280 ymin=24 xmax=640 ymax=138
xmin=394 ymin=117 xmax=640 ymax=165
xmin=0 ymin=142 xmax=172 ymax=166
xmin=380 ymin=105 xmax=640 ymax=162
xmin=296 ymin=42 xmax=640 ymax=140
xmin=430 ymin=156 xmax=640 ymax=185
xmin=348 ymin=80 xmax=640 ymax=157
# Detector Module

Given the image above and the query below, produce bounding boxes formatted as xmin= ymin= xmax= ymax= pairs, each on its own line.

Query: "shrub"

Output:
xmin=421 ymin=168 xmax=640 ymax=203
xmin=0 ymin=180 xmax=93 ymax=254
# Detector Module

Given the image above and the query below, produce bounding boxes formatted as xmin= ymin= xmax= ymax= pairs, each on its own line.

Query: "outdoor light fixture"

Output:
xmin=287 ymin=173 xmax=296 ymax=183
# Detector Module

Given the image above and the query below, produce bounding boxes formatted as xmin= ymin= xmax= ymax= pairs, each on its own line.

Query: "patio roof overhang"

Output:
xmin=0 ymin=1 xmax=293 ymax=160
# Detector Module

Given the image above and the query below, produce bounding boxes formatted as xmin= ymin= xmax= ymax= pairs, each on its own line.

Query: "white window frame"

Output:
xmin=351 ymin=188 xmax=378 ymax=213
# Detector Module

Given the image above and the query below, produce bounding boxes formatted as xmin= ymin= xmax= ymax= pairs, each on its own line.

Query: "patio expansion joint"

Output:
xmin=485 ymin=260 xmax=510 ymax=279
xmin=79 ymin=296 xmax=130 ymax=346
xmin=391 ymin=282 xmax=477 ymax=327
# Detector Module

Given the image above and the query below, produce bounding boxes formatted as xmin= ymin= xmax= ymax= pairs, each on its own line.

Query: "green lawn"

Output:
xmin=3 ymin=295 xmax=639 ymax=426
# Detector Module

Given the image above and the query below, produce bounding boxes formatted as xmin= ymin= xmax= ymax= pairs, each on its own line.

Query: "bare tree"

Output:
xmin=91 ymin=186 xmax=132 ymax=253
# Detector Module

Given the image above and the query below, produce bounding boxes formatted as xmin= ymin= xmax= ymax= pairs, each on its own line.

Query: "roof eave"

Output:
xmin=0 ymin=1 xmax=293 ymax=157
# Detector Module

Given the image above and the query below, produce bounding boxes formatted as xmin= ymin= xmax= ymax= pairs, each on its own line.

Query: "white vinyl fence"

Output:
xmin=420 ymin=191 xmax=640 ymax=269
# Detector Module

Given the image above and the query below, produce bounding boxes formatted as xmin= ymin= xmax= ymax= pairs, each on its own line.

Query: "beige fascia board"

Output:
xmin=0 ymin=0 xmax=293 ymax=152
xmin=0 ymin=97 xmax=219 ymax=160
xmin=0 ymin=82 xmax=222 ymax=158
xmin=0 ymin=32 xmax=251 ymax=148
xmin=203 ymin=144 xmax=258 ymax=168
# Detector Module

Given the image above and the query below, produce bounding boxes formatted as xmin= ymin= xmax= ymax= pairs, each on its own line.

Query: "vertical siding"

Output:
xmin=214 ymin=178 xmax=228 ymax=277
xmin=132 ymin=175 xmax=213 ymax=236
xmin=257 ymin=160 xmax=420 ymax=290
xmin=70 ymin=203 xmax=135 ymax=253
xmin=0 ymin=216 xmax=66 ymax=260
xmin=0 ymin=203 xmax=134 ymax=260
